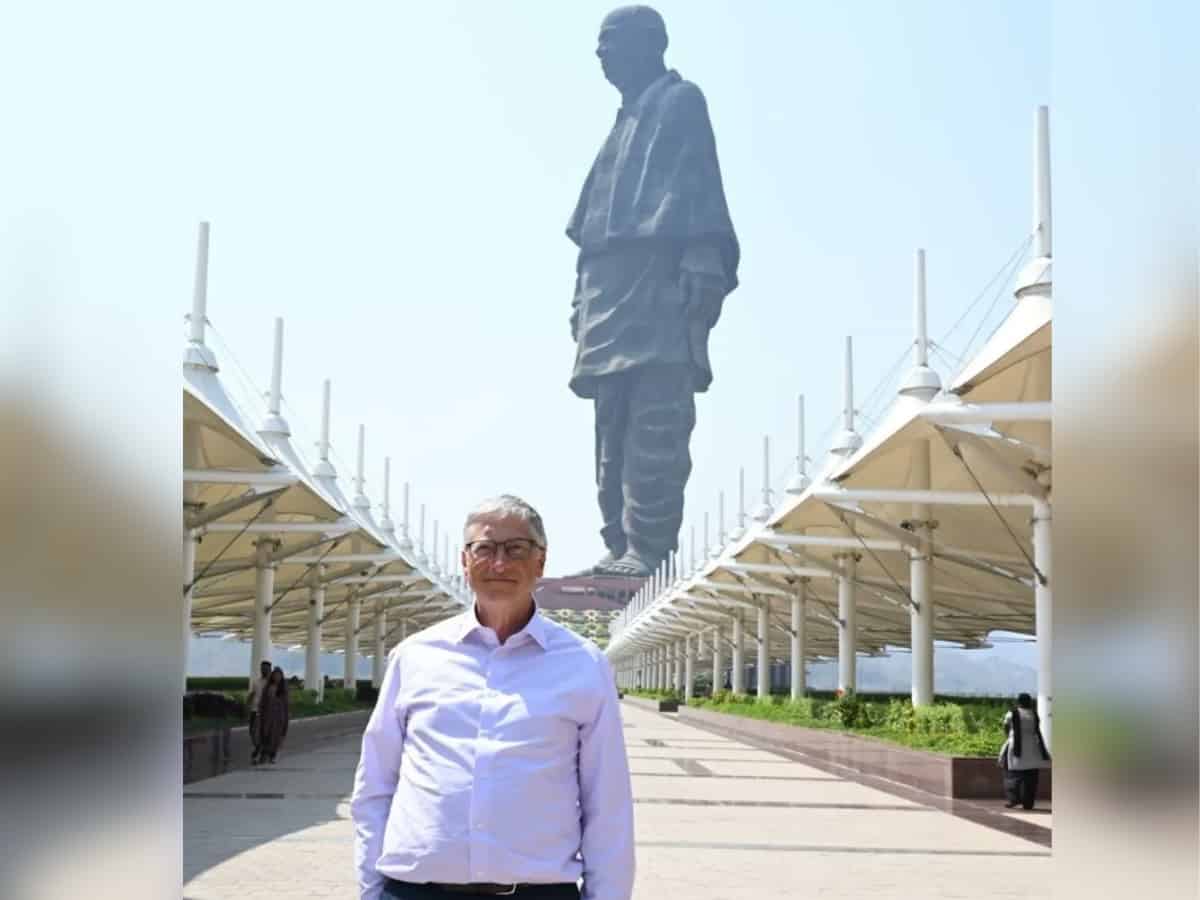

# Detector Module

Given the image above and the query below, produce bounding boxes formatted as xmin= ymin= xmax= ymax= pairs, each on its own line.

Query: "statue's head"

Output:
xmin=596 ymin=5 xmax=668 ymax=93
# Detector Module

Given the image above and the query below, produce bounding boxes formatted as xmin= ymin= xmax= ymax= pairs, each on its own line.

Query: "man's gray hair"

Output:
xmin=463 ymin=495 xmax=548 ymax=548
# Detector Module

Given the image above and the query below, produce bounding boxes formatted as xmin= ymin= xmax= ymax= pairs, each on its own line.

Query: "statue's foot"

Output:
xmin=570 ymin=551 xmax=625 ymax=578
xmin=594 ymin=552 xmax=654 ymax=579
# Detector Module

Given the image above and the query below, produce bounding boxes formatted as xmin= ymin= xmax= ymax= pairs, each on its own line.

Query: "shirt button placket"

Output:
xmin=471 ymin=649 xmax=494 ymax=881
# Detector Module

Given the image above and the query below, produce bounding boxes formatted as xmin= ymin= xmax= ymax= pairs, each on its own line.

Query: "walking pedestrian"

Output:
xmin=1000 ymin=692 xmax=1050 ymax=809
xmin=247 ymin=659 xmax=271 ymax=765
xmin=255 ymin=666 xmax=290 ymax=765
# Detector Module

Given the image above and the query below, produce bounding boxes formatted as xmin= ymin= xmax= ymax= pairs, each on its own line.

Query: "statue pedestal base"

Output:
xmin=534 ymin=573 xmax=645 ymax=611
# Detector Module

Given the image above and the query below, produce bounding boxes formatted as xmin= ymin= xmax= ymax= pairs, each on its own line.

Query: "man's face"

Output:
xmin=462 ymin=515 xmax=546 ymax=604
xmin=596 ymin=26 xmax=657 ymax=91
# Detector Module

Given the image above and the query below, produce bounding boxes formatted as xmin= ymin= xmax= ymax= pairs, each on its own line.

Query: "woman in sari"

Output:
xmin=255 ymin=666 xmax=290 ymax=765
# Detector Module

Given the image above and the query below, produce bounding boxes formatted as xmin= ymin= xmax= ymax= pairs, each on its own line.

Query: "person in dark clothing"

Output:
xmin=246 ymin=659 xmax=271 ymax=765
xmin=254 ymin=666 xmax=290 ymax=765
xmin=1001 ymin=692 xmax=1050 ymax=809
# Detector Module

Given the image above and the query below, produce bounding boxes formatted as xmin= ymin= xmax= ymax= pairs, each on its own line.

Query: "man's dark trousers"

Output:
xmin=593 ymin=363 xmax=695 ymax=563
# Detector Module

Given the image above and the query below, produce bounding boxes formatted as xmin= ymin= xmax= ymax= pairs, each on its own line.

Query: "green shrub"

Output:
xmin=884 ymin=698 xmax=917 ymax=733
xmin=187 ymin=676 xmax=249 ymax=692
xmin=821 ymin=691 xmax=866 ymax=727
xmin=785 ymin=697 xmax=815 ymax=720
xmin=914 ymin=703 xmax=968 ymax=735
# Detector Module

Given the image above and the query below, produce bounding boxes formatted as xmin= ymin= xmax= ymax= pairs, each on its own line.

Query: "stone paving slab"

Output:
xmin=630 ymin=774 xmax=924 ymax=805
xmin=184 ymin=700 xmax=1050 ymax=899
xmin=626 ymin=746 xmax=790 ymax=762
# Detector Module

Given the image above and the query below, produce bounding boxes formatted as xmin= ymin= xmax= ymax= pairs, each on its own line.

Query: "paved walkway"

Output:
xmin=185 ymin=702 xmax=1051 ymax=898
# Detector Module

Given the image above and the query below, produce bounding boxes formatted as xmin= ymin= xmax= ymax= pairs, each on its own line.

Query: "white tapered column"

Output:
xmin=251 ymin=539 xmax=276 ymax=687
xmin=897 ymin=246 xmax=940 ymax=704
xmin=756 ymin=603 xmax=769 ymax=700
xmin=674 ymin=641 xmax=684 ymax=693
xmin=831 ymin=338 xmax=863 ymax=457
xmin=787 ymin=395 xmax=810 ymax=494
xmin=1033 ymin=497 xmax=1052 ymax=749
xmin=910 ymin=440 xmax=935 ymax=706
xmin=1035 ymin=106 xmax=1052 ymax=260
xmin=731 ymin=612 xmax=745 ymax=695
xmin=791 ymin=580 xmax=807 ymax=699
xmin=184 ymin=222 xmax=219 ymax=372
xmin=305 ymin=568 xmax=325 ymax=700
xmin=380 ymin=458 xmax=395 ymax=534
xmin=372 ymin=596 xmax=387 ymax=687
xmin=754 ymin=435 xmax=772 ymax=522
xmin=836 ymin=552 xmax=858 ymax=693
xmin=260 ymin=318 xmax=291 ymax=437
xmin=684 ymin=634 xmax=696 ymax=701
xmin=712 ymin=626 xmax=723 ymax=694
xmin=344 ymin=591 xmax=360 ymax=693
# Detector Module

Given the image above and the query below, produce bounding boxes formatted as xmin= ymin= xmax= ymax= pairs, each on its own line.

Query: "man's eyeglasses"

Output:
xmin=464 ymin=539 xmax=544 ymax=562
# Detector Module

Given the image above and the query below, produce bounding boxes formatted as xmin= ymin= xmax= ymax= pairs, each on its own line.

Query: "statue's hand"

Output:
xmin=680 ymin=269 xmax=725 ymax=329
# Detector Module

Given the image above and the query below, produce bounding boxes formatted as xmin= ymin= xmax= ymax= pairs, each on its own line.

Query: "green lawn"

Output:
xmin=624 ymin=689 xmax=1008 ymax=757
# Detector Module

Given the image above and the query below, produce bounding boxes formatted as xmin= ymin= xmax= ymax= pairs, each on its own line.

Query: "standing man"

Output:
xmin=351 ymin=495 xmax=635 ymax=900
xmin=568 ymin=5 xmax=739 ymax=578
xmin=246 ymin=659 xmax=271 ymax=766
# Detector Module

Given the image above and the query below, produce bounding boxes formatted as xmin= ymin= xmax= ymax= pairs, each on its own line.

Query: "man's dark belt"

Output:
xmin=431 ymin=885 xmax=523 ymax=895
xmin=390 ymin=881 xmax=574 ymax=896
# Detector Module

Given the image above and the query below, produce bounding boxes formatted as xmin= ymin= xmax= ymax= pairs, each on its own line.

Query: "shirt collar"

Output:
xmin=457 ymin=598 xmax=550 ymax=650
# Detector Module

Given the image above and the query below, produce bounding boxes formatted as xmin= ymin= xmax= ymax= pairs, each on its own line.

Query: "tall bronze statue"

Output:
xmin=567 ymin=6 xmax=739 ymax=578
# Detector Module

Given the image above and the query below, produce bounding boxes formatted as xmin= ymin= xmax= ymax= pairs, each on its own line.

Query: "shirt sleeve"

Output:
xmin=350 ymin=651 xmax=406 ymax=900
xmin=578 ymin=655 xmax=635 ymax=900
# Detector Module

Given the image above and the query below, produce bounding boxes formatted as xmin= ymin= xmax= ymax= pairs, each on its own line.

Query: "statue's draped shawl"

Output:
xmin=567 ymin=70 xmax=739 ymax=287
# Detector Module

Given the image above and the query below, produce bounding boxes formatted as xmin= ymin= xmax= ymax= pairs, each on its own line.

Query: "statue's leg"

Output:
xmin=594 ymin=374 xmax=630 ymax=560
xmin=620 ymin=364 xmax=695 ymax=572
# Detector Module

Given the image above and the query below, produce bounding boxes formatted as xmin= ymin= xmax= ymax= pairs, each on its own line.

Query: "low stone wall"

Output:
xmin=677 ymin=705 xmax=1050 ymax=801
xmin=184 ymin=709 xmax=372 ymax=784
xmin=621 ymin=695 xmax=680 ymax=713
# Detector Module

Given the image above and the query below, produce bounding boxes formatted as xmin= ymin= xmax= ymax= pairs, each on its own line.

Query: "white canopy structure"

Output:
xmin=606 ymin=107 xmax=1055 ymax=748
xmin=183 ymin=223 xmax=468 ymax=697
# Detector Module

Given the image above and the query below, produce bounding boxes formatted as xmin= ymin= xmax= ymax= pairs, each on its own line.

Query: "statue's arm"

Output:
xmin=570 ymin=267 xmax=583 ymax=342
xmin=680 ymin=245 xmax=728 ymax=329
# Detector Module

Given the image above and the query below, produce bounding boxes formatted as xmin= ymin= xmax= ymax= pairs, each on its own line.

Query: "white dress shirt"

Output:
xmin=351 ymin=604 xmax=635 ymax=900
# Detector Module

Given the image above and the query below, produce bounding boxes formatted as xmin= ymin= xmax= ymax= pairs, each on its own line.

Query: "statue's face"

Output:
xmin=596 ymin=25 xmax=659 ymax=92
